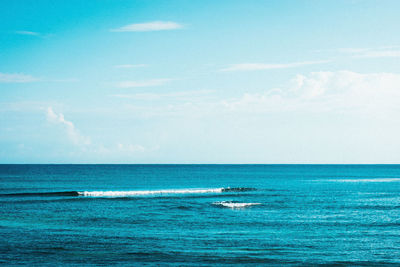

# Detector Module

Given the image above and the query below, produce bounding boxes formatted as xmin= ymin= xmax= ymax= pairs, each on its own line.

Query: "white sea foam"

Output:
xmin=324 ymin=178 xmax=400 ymax=183
xmin=79 ymin=188 xmax=224 ymax=197
xmin=213 ymin=201 xmax=261 ymax=208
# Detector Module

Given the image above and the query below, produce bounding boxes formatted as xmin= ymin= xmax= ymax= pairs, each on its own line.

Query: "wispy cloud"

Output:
xmin=111 ymin=21 xmax=183 ymax=32
xmin=0 ymin=73 xmax=39 ymax=83
xmin=220 ymin=60 xmax=329 ymax=72
xmin=115 ymin=78 xmax=172 ymax=88
xmin=15 ymin=30 xmax=40 ymax=36
xmin=354 ymin=50 xmax=400 ymax=58
xmin=0 ymin=73 xmax=78 ymax=83
xmin=112 ymin=90 xmax=214 ymax=101
xmin=46 ymin=107 xmax=91 ymax=146
xmin=338 ymin=46 xmax=400 ymax=58
xmin=113 ymin=64 xmax=148 ymax=69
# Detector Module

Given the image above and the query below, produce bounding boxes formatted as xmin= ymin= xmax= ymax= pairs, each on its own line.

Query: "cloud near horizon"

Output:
xmin=45 ymin=107 xmax=150 ymax=157
xmin=46 ymin=107 xmax=91 ymax=146
xmin=111 ymin=21 xmax=183 ymax=32
xmin=120 ymin=71 xmax=400 ymax=119
xmin=220 ymin=60 xmax=330 ymax=72
xmin=220 ymin=71 xmax=400 ymax=115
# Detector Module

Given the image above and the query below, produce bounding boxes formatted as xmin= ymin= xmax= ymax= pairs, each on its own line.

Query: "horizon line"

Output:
xmin=1 ymin=163 xmax=399 ymax=165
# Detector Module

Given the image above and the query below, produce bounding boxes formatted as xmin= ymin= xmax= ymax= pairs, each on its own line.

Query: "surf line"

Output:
xmin=0 ymin=187 xmax=256 ymax=198
xmin=80 ymin=187 xmax=256 ymax=197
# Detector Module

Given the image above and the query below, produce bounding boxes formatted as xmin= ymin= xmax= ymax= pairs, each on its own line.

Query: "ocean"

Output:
xmin=0 ymin=164 xmax=399 ymax=266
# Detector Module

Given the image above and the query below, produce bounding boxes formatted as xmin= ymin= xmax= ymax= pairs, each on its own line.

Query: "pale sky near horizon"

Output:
xmin=1 ymin=0 xmax=400 ymax=163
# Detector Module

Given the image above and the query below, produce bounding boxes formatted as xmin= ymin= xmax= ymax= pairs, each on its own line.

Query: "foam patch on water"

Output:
xmin=213 ymin=201 xmax=261 ymax=208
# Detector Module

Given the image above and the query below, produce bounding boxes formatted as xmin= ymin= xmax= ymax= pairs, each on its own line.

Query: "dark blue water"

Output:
xmin=1 ymin=165 xmax=399 ymax=266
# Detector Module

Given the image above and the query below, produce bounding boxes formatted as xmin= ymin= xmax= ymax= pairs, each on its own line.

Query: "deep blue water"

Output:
xmin=0 ymin=164 xmax=399 ymax=266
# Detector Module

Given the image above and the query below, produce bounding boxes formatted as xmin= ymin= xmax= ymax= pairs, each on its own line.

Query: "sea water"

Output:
xmin=0 ymin=164 xmax=399 ymax=265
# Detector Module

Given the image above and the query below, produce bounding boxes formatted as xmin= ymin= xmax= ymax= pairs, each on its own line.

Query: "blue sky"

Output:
xmin=1 ymin=0 xmax=400 ymax=163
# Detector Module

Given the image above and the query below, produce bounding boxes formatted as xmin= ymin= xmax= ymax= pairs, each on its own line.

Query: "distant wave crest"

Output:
xmin=324 ymin=178 xmax=400 ymax=183
xmin=213 ymin=201 xmax=261 ymax=208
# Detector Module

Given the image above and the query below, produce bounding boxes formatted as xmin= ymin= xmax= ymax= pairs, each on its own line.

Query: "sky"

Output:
xmin=1 ymin=0 xmax=400 ymax=163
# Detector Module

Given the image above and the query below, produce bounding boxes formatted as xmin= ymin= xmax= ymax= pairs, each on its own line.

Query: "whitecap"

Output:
xmin=213 ymin=201 xmax=261 ymax=208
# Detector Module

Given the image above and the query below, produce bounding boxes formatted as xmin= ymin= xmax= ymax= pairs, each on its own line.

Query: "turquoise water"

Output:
xmin=1 ymin=165 xmax=399 ymax=266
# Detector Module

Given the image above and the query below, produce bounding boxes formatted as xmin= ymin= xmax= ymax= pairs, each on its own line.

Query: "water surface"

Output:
xmin=1 ymin=164 xmax=399 ymax=265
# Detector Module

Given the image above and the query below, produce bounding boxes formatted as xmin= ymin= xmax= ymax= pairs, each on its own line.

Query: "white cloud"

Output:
xmin=111 ymin=21 xmax=183 ymax=32
xmin=220 ymin=60 xmax=329 ymax=72
xmin=116 ymin=78 xmax=172 ymax=88
xmin=15 ymin=30 xmax=39 ymax=36
xmin=221 ymin=71 xmax=400 ymax=115
xmin=46 ymin=107 xmax=91 ymax=146
xmin=0 ymin=73 xmax=39 ymax=83
xmin=119 ymin=71 xmax=400 ymax=119
xmin=114 ymin=64 xmax=148 ymax=69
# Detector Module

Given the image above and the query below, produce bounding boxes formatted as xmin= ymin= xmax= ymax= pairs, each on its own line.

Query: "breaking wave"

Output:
xmin=80 ymin=188 xmax=223 ymax=197
xmin=80 ymin=187 xmax=256 ymax=197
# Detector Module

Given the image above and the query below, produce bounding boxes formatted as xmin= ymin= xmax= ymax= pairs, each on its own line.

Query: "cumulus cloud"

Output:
xmin=111 ymin=21 xmax=183 ymax=32
xmin=115 ymin=78 xmax=172 ymax=88
xmin=290 ymin=71 xmax=400 ymax=104
xmin=46 ymin=107 xmax=91 ymax=146
xmin=220 ymin=60 xmax=330 ymax=72
xmin=221 ymin=71 xmax=400 ymax=114
xmin=0 ymin=73 xmax=39 ymax=83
